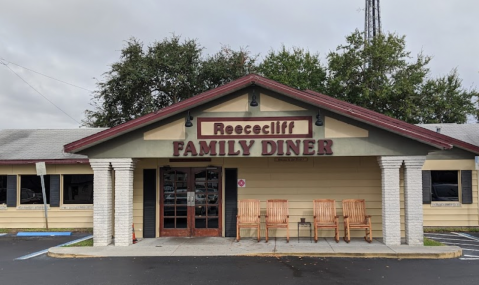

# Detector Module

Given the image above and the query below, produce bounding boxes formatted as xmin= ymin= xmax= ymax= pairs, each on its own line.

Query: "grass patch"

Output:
xmin=0 ymin=228 xmax=93 ymax=234
xmin=63 ymin=238 xmax=93 ymax=247
xmin=424 ymin=237 xmax=444 ymax=246
xmin=424 ymin=227 xmax=479 ymax=233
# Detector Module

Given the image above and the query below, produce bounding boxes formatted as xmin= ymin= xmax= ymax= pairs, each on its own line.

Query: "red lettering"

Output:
xmin=277 ymin=140 xmax=284 ymax=155
xmin=286 ymin=140 xmax=301 ymax=155
xmin=262 ymin=125 xmax=269 ymax=134
xmin=183 ymin=141 xmax=198 ymax=156
xmin=288 ymin=122 xmax=294 ymax=134
xmin=302 ymin=139 xmax=315 ymax=155
xmin=219 ymin=141 xmax=226 ymax=156
xmin=235 ymin=125 xmax=243 ymax=134
xmin=244 ymin=125 xmax=252 ymax=134
xmin=238 ymin=140 xmax=254 ymax=155
xmin=173 ymin=141 xmax=184 ymax=156
xmin=214 ymin=123 xmax=224 ymax=135
xmin=281 ymin=122 xmax=287 ymax=134
xmin=253 ymin=125 xmax=261 ymax=134
xmin=261 ymin=140 xmax=277 ymax=155
xmin=318 ymin=139 xmax=333 ymax=155
xmin=228 ymin=140 xmax=240 ymax=155
xmin=199 ymin=141 xmax=217 ymax=156
xmin=225 ymin=125 xmax=233 ymax=134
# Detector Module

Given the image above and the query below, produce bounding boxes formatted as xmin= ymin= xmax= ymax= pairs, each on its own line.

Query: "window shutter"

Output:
xmin=461 ymin=170 xmax=473 ymax=204
xmin=6 ymin=175 xmax=17 ymax=207
xmin=422 ymin=170 xmax=431 ymax=204
xmin=143 ymin=169 xmax=157 ymax=238
xmin=50 ymin=175 xmax=60 ymax=207
xmin=224 ymin=168 xmax=238 ymax=237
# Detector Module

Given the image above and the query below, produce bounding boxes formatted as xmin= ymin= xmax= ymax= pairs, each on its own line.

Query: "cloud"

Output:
xmin=0 ymin=0 xmax=477 ymax=128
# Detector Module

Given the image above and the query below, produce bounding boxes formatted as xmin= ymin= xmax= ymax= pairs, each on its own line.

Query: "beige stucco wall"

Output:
xmin=0 ymin=164 xmax=94 ymax=229
xmin=422 ymin=159 xmax=479 ymax=227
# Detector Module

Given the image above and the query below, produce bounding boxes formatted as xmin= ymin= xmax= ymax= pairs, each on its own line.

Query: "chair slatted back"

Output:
xmin=313 ymin=199 xmax=336 ymax=223
xmin=266 ymin=199 xmax=289 ymax=224
xmin=237 ymin=199 xmax=260 ymax=224
xmin=342 ymin=199 xmax=367 ymax=224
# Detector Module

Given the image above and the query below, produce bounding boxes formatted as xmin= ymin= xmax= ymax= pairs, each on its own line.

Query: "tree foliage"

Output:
xmin=84 ymin=32 xmax=478 ymax=127
xmin=84 ymin=36 xmax=256 ymax=127
xmin=325 ymin=30 xmax=478 ymax=124
xmin=258 ymin=46 xmax=327 ymax=92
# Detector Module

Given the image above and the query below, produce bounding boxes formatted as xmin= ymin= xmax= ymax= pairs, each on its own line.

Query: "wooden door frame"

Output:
xmin=159 ymin=167 xmax=222 ymax=237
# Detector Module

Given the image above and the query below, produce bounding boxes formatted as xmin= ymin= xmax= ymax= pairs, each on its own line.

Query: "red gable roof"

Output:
xmin=64 ymin=74 xmax=479 ymax=154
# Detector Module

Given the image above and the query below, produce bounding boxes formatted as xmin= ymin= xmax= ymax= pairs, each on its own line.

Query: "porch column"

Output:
xmin=377 ymin=156 xmax=403 ymax=246
xmin=403 ymin=156 xmax=427 ymax=246
xmin=90 ymin=159 xmax=113 ymax=246
xmin=112 ymin=158 xmax=136 ymax=246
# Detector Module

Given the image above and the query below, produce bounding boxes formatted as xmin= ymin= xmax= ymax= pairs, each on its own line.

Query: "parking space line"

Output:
xmin=423 ymin=237 xmax=477 ymax=242
xmin=0 ymin=233 xmax=7 ymax=237
xmin=15 ymin=235 xmax=93 ymax=260
xmin=464 ymin=254 xmax=479 ymax=257
xmin=435 ymin=242 xmax=479 ymax=247
xmin=424 ymin=233 xmax=458 ymax=237
xmin=453 ymin=232 xmax=479 ymax=242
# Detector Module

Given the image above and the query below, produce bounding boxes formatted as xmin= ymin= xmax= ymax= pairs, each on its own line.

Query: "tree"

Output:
xmin=325 ymin=30 xmax=478 ymax=124
xmin=258 ymin=45 xmax=327 ymax=92
xmin=83 ymin=36 xmax=256 ymax=127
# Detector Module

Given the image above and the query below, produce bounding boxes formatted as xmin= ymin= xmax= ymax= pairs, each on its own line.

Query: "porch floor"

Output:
xmin=48 ymin=237 xmax=462 ymax=259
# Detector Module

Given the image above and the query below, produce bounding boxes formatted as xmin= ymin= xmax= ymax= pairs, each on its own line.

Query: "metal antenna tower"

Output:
xmin=364 ymin=0 xmax=381 ymax=43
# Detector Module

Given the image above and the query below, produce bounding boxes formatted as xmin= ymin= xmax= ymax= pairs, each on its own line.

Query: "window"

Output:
xmin=20 ymin=175 xmax=50 ymax=204
xmin=431 ymin=171 xmax=458 ymax=202
xmin=0 ymin=175 xmax=6 ymax=204
xmin=63 ymin=174 xmax=94 ymax=204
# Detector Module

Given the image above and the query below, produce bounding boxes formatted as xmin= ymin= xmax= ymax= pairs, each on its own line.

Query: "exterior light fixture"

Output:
xmin=315 ymin=110 xmax=323 ymax=126
xmin=250 ymin=89 xmax=258 ymax=107
xmin=185 ymin=111 xmax=193 ymax=127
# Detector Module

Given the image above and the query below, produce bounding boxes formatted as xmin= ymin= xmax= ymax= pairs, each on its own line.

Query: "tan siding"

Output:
xmin=0 ymin=164 xmax=94 ymax=229
xmin=235 ymin=156 xmax=385 ymax=238
xmin=0 ymin=208 xmax=92 ymax=228
xmin=423 ymin=167 xmax=478 ymax=227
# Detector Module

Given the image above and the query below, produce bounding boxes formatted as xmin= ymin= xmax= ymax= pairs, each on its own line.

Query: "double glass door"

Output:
xmin=160 ymin=167 xmax=221 ymax=237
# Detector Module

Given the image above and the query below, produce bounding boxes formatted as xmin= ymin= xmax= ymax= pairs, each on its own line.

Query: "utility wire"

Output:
xmin=0 ymin=57 xmax=93 ymax=92
xmin=1 ymin=61 xmax=81 ymax=125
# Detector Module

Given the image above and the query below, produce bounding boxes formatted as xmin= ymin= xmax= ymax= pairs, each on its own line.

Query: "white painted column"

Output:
xmin=377 ymin=156 xmax=403 ymax=246
xmin=403 ymin=156 xmax=427 ymax=246
xmin=90 ymin=159 xmax=113 ymax=246
xmin=111 ymin=158 xmax=136 ymax=246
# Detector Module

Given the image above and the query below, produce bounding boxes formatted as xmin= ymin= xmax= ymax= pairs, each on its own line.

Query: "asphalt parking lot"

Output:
xmin=0 ymin=233 xmax=89 ymax=260
xmin=424 ymin=232 xmax=479 ymax=261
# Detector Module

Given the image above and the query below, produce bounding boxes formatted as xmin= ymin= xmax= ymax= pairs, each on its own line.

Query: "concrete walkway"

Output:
xmin=48 ymin=237 xmax=462 ymax=259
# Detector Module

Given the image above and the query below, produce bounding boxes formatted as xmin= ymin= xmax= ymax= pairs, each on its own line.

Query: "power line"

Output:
xmin=0 ymin=57 xmax=93 ymax=92
xmin=1 ymin=62 xmax=81 ymax=125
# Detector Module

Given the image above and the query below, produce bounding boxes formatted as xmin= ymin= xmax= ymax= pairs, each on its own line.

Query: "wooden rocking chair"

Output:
xmin=265 ymin=199 xmax=289 ymax=243
xmin=342 ymin=199 xmax=372 ymax=243
xmin=236 ymin=199 xmax=261 ymax=242
xmin=313 ymin=199 xmax=339 ymax=243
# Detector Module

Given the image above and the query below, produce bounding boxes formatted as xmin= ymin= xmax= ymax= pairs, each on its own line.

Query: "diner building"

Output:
xmin=1 ymin=74 xmax=478 ymax=247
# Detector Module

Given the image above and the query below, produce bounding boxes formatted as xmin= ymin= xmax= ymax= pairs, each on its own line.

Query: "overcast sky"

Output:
xmin=0 ymin=0 xmax=477 ymax=129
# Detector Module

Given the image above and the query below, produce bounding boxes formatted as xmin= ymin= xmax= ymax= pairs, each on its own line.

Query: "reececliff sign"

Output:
xmin=173 ymin=117 xmax=333 ymax=156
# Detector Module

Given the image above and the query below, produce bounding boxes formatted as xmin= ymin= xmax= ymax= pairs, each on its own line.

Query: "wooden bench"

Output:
xmin=236 ymin=199 xmax=261 ymax=242
xmin=313 ymin=199 xmax=339 ymax=243
xmin=342 ymin=199 xmax=372 ymax=243
xmin=265 ymin=199 xmax=289 ymax=243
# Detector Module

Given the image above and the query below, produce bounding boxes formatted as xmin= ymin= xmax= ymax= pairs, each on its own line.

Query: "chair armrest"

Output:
xmin=343 ymin=215 xmax=349 ymax=219
xmin=365 ymin=215 xmax=372 ymax=218
xmin=334 ymin=215 xmax=339 ymax=218
xmin=286 ymin=215 xmax=290 ymax=218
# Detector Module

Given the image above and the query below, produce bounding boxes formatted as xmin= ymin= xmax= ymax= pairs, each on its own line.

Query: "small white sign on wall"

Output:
xmin=35 ymin=162 xmax=46 ymax=176
xmin=475 ymin=156 xmax=479 ymax=170
xmin=237 ymin=179 xmax=246 ymax=188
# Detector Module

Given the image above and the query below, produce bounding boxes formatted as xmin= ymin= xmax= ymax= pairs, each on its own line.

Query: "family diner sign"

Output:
xmin=173 ymin=117 xmax=333 ymax=156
